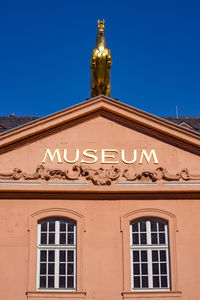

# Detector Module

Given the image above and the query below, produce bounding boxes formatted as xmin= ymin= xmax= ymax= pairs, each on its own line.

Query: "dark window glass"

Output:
xmin=140 ymin=221 xmax=146 ymax=232
xmin=161 ymin=263 xmax=167 ymax=274
xmin=142 ymin=276 xmax=148 ymax=288
xmin=48 ymin=263 xmax=54 ymax=275
xmin=60 ymin=221 xmax=66 ymax=231
xmin=60 ymin=250 xmax=66 ymax=262
xmin=68 ymin=251 xmax=74 ymax=262
xmin=67 ymin=276 xmax=74 ymax=288
xmin=141 ymin=251 xmax=147 ymax=262
xmin=40 ymin=250 xmax=47 ymax=262
xmin=134 ymin=276 xmax=140 ymax=288
xmin=49 ymin=251 xmax=55 ymax=262
xmin=48 ymin=276 xmax=54 ymax=288
xmin=151 ymin=233 xmax=158 ymax=244
xmin=133 ymin=263 xmax=140 ymax=275
xmin=41 ymin=233 xmax=47 ymax=244
xmin=140 ymin=233 xmax=147 ymax=244
xmin=133 ymin=233 xmax=139 ymax=244
xmin=159 ymin=233 xmax=165 ymax=244
xmin=142 ymin=263 xmax=148 ymax=275
xmin=49 ymin=221 xmax=55 ymax=231
xmin=160 ymin=250 xmax=166 ymax=261
xmin=59 ymin=263 xmax=66 ymax=275
xmin=68 ymin=223 xmax=74 ymax=232
xmin=151 ymin=221 xmax=157 ymax=231
xmin=153 ymin=276 xmax=159 ymax=288
xmin=152 ymin=250 xmax=158 ymax=262
xmin=133 ymin=251 xmax=139 ymax=262
xmin=161 ymin=276 xmax=168 ymax=287
xmin=59 ymin=276 xmax=65 ymax=288
xmin=158 ymin=223 xmax=165 ymax=231
xmin=40 ymin=276 xmax=46 ymax=288
xmin=68 ymin=233 xmax=74 ymax=245
xmin=49 ymin=233 xmax=55 ymax=244
xmin=40 ymin=263 xmax=46 ymax=275
xmin=60 ymin=233 xmax=66 ymax=244
xmin=41 ymin=222 xmax=47 ymax=232
xmin=67 ymin=263 xmax=74 ymax=275
xmin=132 ymin=223 xmax=138 ymax=232
xmin=152 ymin=263 xmax=159 ymax=274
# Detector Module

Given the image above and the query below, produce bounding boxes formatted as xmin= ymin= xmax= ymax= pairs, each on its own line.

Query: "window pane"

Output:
xmin=68 ymin=233 xmax=74 ymax=244
xmin=133 ymin=233 xmax=139 ymax=244
xmin=134 ymin=276 xmax=140 ymax=288
xmin=132 ymin=223 xmax=138 ymax=232
xmin=60 ymin=221 xmax=66 ymax=231
xmin=151 ymin=221 xmax=157 ymax=231
xmin=160 ymin=250 xmax=167 ymax=261
xmin=152 ymin=250 xmax=158 ymax=262
xmin=59 ymin=276 xmax=65 ymax=288
xmin=67 ymin=263 xmax=74 ymax=275
xmin=142 ymin=276 xmax=148 ymax=288
xmin=60 ymin=250 xmax=66 ymax=262
xmin=48 ymin=263 xmax=54 ymax=275
xmin=158 ymin=223 xmax=165 ymax=231
xmin=49 ymin=233 xmax=55 ymax=244
xmin=161 ymin=263 xmax=167 ymax=274
xmin=141 ymin=263 xmax=148 ymax=275
xmin=161 ymin=276 xmax=168 ymax=287
xmin=68 ymin=251 xmax=74 ymax=262
xmin=59 ymin=263 xmax=66 ymax=275
xmin=133 ymin=251 xmax=139 ymax=262
xmin=49 ymin=221 xmax=55 ymax=231
xmin=41 ymin=222 xmax=47 ymax=232
xmin=152 ymin=263 xmax=159 ymax=274
xmin=153 ymin=276 xmax=159 ymax=288
xmin=140 ymin=221 xmax=146 ymax=232
xmin=60 ymin=233 xmax=66 ymax=244
xmin=141 ymin=251 xmax=147 ymax=262
xmin=68 ymin=223 xmax=74 ymax=232
xmin=41 ymin=233 xmax=47 ymax=244
xmin=67 ymin=276 xmax=74 ymax=288
xmin=159 ymin=233 xmax=165 ymax=244
xmin=40 ymin=263 xmax=46 ymax=275
xmin=140 ymin=233 xmax=146 ymax=244
xmin=48 ymin=276 xmax=54 ymax=288
xmin=133 ymin=263 xmax=140 ymax=275
xmin=151 ymin=233 xmax=158 ymax=244
xmin=40 ymin=250 xmax=47 ymax=262
xmin=48 ymin=251 xmax=55 ymax=262
xmin=40 ymin=276 xmax=46 ymax=288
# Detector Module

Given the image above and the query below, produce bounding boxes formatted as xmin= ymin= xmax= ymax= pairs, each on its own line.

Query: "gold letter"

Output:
xmin=139 ymin=149 xmax=158 ymax=164
xmin=63 ymin=149 xmax=79 ymax=164
xmin=121 ymin=149 xmax=137 ymax=164
xmin=101 ymin=149 xmax=118 ymax=164
xmin=80 ymin=149 xmax=98 ymax=164
xmin=42 ymin=149 xmax=62 ymax=164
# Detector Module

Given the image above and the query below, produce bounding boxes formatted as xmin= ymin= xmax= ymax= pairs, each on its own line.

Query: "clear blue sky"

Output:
xmin=0 ymin=0 xmax=200 ymax=117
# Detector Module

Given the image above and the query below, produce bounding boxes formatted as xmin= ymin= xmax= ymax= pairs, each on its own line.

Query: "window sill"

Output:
xmin=27 ymin=291 xmax=86 ymax=299
xmin=122 ymin=291 xmax=181 ymax=299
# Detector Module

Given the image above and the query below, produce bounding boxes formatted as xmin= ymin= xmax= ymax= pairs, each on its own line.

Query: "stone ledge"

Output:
xmin=122 ymin=291 xmax=181 ymax=299
xmin=27 ymin=291 xmax=86 ymax=300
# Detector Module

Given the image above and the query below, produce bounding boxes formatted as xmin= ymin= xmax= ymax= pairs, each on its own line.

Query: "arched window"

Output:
xmin=37 ymin=218 xmax=76 ymax=290
xmin=130 ymin=218 xmax=170 ymax=290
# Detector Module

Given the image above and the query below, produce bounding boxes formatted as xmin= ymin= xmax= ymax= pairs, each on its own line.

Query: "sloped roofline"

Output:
xmin=0 ymin=95 xmax=200 ymax=151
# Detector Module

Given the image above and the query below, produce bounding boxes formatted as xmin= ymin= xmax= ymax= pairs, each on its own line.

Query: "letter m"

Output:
xmin=139 ymin=149 xmax=158 ymax=164
xmin=42 ymin=149 xmax=62 ymax=163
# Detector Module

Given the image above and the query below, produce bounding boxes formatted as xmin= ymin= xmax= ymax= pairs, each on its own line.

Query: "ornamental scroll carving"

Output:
xmin=0 ymin=165 xmax=200 ymax=185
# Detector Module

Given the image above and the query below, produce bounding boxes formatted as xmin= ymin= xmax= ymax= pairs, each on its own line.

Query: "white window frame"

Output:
xmin=130 ymin=218 xmax=170 ymax=291
xmin=36 ymin=218 xmax=77 ymax=291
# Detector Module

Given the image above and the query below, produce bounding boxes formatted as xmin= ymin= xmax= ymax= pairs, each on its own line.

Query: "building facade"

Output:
xmin=0 ymin=95 xmax=200 ymax=299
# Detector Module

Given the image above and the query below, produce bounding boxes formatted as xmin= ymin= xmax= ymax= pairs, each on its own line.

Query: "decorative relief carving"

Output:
xmin=0 ymin=165 xmax=200 ymax=185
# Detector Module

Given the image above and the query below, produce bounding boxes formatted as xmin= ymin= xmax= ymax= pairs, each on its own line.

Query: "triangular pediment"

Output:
xmin=0 ymin=96 xmax=200 ymax=190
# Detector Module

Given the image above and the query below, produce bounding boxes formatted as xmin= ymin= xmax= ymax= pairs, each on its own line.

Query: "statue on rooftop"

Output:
xmin=90 ymin=20 xmax=112 ymax=97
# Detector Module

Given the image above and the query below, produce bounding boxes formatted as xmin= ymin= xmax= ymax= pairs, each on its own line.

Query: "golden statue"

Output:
xmin=90 ymin=20 xmax=112 ymax=97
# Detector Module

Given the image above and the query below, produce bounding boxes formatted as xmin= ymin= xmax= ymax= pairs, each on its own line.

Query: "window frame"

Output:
xmin=130 ymin=218 xmax=170 ymax=291
xmin=27 ymin=208 xmax=86 ymax=296
xmin=121 ymin=208 xmax=179 ymax=295
xmin=36 ymin=218 xmax=77 ymax=290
